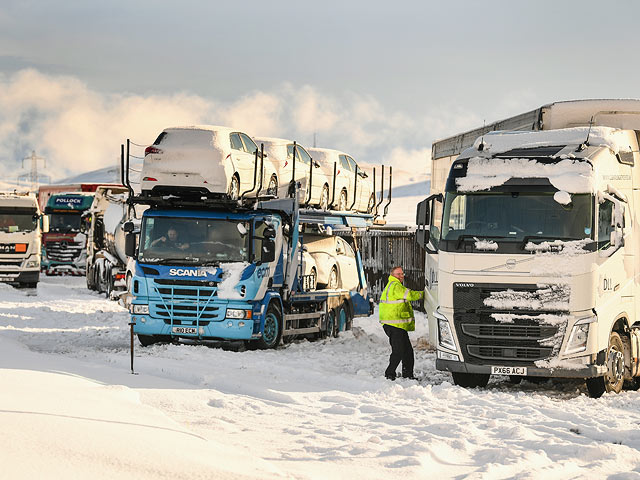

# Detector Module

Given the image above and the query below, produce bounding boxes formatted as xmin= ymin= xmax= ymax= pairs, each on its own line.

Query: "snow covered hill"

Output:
xmin=1 ymin=276 xmax=640 ymax=479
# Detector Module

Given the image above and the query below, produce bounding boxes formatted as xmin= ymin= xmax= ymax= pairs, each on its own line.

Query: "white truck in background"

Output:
xmin=86 ymin=185 xmax=142 ymax=298
xmin=417 ymin=99 xmax=640 ymax=397
xmin=0 ymin=192 xmax=47 ymax=288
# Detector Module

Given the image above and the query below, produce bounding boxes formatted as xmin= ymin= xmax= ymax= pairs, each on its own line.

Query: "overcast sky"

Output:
xmin=1 ymin=0 xmax=639 ymax=181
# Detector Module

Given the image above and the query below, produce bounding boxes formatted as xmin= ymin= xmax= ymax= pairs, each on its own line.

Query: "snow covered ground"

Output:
xmin=2 ymin=276 xmax=640 ymax=479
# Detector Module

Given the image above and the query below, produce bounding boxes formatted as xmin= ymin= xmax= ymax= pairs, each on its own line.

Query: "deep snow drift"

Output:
xmin=1 ymin=277 xmax=640 ymax=479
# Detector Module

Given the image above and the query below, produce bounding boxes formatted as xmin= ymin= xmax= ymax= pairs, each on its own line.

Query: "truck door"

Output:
xmin=416 ymin=193 xmax=443 ymax=347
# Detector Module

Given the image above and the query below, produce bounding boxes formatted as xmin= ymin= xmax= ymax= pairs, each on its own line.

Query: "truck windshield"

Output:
xmin=0 ymin=208 xmax=37 ymax=233
xmin=49 ymin=213 xmax=82 ymax=233
xmin=439 ymin=191 xmax=593 ymax=252
xmin=138 ymin=216 xmax=250 ymax=265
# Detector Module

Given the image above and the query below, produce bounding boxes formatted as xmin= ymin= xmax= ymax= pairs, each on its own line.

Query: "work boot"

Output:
xmin=385 ymin=373 xmax=396 ymax=381
xmin=402 ymin=373 xmax=417 ymax=380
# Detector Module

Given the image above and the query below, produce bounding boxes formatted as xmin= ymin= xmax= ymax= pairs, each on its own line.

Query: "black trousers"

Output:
xmin=383 ymin=324 xmax=414 ymax=378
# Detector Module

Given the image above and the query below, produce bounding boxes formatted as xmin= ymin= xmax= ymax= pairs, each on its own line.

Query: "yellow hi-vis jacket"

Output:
xmin=379 ymin=275 xmax=424 ymax=331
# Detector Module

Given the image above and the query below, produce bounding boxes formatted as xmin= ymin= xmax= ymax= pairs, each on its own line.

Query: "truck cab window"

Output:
xmin=597 ymin=199 xmax=614 ymax=250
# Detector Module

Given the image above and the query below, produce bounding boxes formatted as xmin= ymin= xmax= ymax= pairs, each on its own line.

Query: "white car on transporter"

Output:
xmin=255 ymin=137 xmax=333 ymax=208
xmin=304 ymin=234 xmax=360 ymax=290
xmin=307 ymin=148 xmax=375 ymax=212
xmin=141 ymin=126 xmax=266 ymax=199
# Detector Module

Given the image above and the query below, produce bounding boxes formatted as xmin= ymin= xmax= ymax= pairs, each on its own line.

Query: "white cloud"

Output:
xmin=0 ymin=69 xmax=475 ymax=184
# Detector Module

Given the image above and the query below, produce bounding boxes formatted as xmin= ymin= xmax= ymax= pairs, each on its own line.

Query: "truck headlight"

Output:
xmin=435 ymin=309 xmax=456 ymax=351
xmin=226 ymin=308 xmax=252 ymax=319
xmin=25 ymin=259 xmax=40 ymax=268
xmin=130 ymin=304 xmax=149 ymax=315
xmin=564 ymin=315 xmax=596 ymax=355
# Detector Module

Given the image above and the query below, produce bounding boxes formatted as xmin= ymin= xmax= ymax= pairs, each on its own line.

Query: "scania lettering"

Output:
xmin=417 ymin=99 xmax=640 ymax=398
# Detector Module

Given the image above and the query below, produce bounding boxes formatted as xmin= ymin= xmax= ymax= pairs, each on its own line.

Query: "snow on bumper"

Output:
xmin=436 ymin=357 xmax=607 ymax=378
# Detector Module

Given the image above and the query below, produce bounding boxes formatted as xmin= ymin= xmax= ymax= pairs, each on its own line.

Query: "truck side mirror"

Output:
xmin=125 ymin=232 xmax=137 ymax=258
xmin=40 ymin=215 xmax=49 ymax=233
xmin=263 ymin=226 xmax=276 ymax=239
xmin=261 ymin=239 xmax=276 ymax=263
xmin=123 ymin=221 xmax=135 ymax=233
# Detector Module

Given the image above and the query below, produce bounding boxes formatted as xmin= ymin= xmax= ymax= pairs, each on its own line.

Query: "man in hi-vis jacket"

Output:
xmin=379 ymin=266 xmax=424 ymax=380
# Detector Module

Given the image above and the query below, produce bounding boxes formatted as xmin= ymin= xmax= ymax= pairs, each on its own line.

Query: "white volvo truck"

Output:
xmin=0 ymin=192 xmax=47 ymax=288
xmin=417 ymin=99 xmax=640 ymax=397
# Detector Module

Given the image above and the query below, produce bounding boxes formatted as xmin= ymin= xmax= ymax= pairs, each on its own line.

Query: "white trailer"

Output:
xmin=417 ymin=99 xmax=640 ymax=397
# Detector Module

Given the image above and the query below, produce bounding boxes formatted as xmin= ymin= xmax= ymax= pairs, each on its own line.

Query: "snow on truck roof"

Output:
xmin=456 ymin=127 xmax=635 ymax=194
xmin=471 ymin=126 xmax=634 ymax=156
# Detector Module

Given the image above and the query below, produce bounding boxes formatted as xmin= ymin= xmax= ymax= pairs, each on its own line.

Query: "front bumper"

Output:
xmin=132 ymin=314 xmax=258 ymax=341
xmin=436 ymin=358 xmax=607 ymax=379
xmin=0 ymin=269 xmax=39 ymax=284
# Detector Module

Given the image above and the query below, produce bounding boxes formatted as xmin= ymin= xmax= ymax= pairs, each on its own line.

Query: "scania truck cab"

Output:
xmin=42 ymin=192 xmax=94 ymax=275
xmin=0 ymin=192 xmax=46 ymax=288
xmin=126 ymin=194 xmax=374 ymax=348
xmin=417 ymin=124 xmax=640 ymax=398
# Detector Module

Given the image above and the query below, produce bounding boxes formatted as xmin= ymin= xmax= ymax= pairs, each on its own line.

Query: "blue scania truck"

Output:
xmin=124 ymin=192 xmax=376 ymax=348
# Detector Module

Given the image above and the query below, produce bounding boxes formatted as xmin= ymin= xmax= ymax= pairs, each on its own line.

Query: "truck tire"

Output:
xmin=325 ymin=309 xmax=336 ymax=338
xmin=86 ymin=263 xmax=95 ymax=290
xmin=105 ymin=272 xmax=114 ymax=299
xmin=256 ymin=304 xmax=282 ymax=349
xmin=137 ymin=334 xmax=157 ymax=347
xmin=452 ymin=372 xmax=490 ymax=388
xmin=335 ymin=305 xmax=347 ymax=337
xmin=586 ymin=331 xmax=625 ymax=398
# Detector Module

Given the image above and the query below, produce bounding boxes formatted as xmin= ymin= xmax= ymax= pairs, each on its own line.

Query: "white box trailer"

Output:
xmin=418 ymin=99 xmax=640 ymax=397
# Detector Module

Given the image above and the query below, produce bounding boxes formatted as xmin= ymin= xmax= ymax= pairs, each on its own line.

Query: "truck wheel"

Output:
xmin=105 ymin=273 xmax=114 ymax=299
xmin=137 ymin=334 xmax=157 ymax=347
xmin=335 ymin=305 xmax=347 ymax=337
xmin=586 ymin=331 xmax=625 ymax=398
xmin=86 ymin=264 xmax=95 ymax=290
xmin=452 ymin=372 xmax=490 ymax=388
xmin=256 ymin=304 xmax=282 ymax=349
xmin=325 ymin=309 xmax=336 ymax=338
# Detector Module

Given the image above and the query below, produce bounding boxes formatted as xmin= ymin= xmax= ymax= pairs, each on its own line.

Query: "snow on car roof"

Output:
xmin=307 ymin=147 xmax=347 ymax=159
xmin=163 ymin=125 xmax=240 ymax=135
xmin=254 ymin=136 xmax=292 ymax=146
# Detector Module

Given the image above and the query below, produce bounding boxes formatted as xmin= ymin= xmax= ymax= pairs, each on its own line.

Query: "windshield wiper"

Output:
xmin=520 ymin=235 xmax=578 ymax=250
xmin=149 ymin=258 xmax=199 ymax=265
xmin=456 ymin=234 xmax=507 ymax=249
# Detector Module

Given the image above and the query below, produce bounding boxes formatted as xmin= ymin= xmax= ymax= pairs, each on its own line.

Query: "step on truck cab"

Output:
xmin=123 ymin=138 xmax=390 ymax=348
xmin=417 ymin=99 xmax=640 ymax=397
xmin=42 ymin=192 xmax=94 ymax=275
xmin=0 ymin=192 xmax=46 ymax=288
